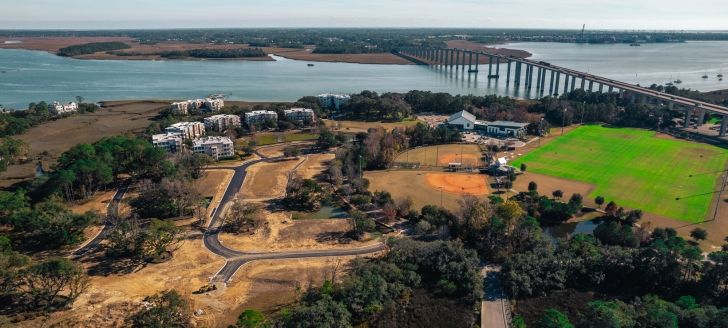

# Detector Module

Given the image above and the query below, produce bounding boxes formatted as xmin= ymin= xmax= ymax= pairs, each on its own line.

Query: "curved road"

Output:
xmin=72 ymin=184 xmax=128 ymax=258
xmin=203 ymin=151 xmax=386 ymax=282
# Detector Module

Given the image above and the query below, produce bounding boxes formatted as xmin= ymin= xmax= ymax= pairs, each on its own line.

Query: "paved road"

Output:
xmin=71 ymin=184 xmax=128 ymax=258
xmin=203 ymin=151 xmax=386 ymax=282
xmin=482 ymin=265 xmax=509 ymax=328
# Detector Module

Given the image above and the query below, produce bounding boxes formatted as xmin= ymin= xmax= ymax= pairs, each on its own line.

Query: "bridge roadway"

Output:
xmin=203 ymin=152 xmax=386 ymax=283
xmin=397 ymin=47 xmax=728 ymax=136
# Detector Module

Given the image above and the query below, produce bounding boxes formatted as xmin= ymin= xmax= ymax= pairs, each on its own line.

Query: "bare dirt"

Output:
xmin=514 ymin=172 xmax=596 ymax=204
xmin=425 ymin=173 xmax=490 ymax=196
xmin=240 ymin=158 xmax=304 ymax=200
xmin=366 ymin=170 xmax=471 ymax=212
xmin=296 ymin=153 xmax=335 ymax=180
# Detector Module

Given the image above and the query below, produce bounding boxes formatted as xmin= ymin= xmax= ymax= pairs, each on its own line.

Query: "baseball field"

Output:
xmin=512 ymin=125 xmax=728 ymax=223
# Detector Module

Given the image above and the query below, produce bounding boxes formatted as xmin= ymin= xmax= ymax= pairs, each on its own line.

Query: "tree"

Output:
xmin=552 ymin=190 xmax=563 ymax=200
xmin=106 ymin=217 xmax=143 ymax=257
xmin=595 ymin=196 xmax=605 ymax=208
xmin=582 ymin=300 xmax=636 ymax=328
xmin=285 ymin=176 xmax=324 ymax=211
xmin=317 ymin=128 xmax=337 ymax=149
xmin=690 ymin=228 xmax=707 ymax=243
xmin=129 ymin=290 xmax=191 ymax=328
xmin=223 ymin=199 xmax=264 ymax=233
xmin=24 ymin=257 xmax=89 ymax=309
xmin=131 ymin=179 xmax=202 ymax=219
xmin=538 ymin=308 xmax=574 ymax=328
xmin=277 ymin=294 xmax=352 ymax=328
xmin=528 ymin=181 xmax=538 ymax=193
xmin=520 ymin=163 xmax=528 ymax=172
xmin=283 ymin=145 xmax=301 ymax=158
xmin=141 ymin=219 xmax=183 ymax=261
xmin=0 ymin=237 xmax=30 ymax=296
xmin=236 ymin=309 xmax=267 ymax=328
xmin=351 ymin=210 xmax=376 ymax=238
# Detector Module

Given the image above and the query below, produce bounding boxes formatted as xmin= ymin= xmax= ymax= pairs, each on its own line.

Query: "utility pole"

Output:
xmin=581 ymin=101 xmax=586 ymax=124
xmin=562 ymin=107 xmax=567 ymax=136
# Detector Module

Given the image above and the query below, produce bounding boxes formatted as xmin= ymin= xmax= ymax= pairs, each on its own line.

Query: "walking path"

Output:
xmin=71 ymin=184 xmax=128 ymax=258
xmin=481 ymin=265 xmax=509 ymax=328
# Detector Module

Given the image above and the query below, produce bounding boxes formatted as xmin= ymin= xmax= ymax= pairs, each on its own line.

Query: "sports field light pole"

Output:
xmin=561 ymin=107 xmax=568 ymax=136
xmin=581 ymin=101 xmax=586 ymax=124
xmin=538 ymin=118 xmax=545 ymax=147
xmin=678 ymin=168 xmax=728 ymax=223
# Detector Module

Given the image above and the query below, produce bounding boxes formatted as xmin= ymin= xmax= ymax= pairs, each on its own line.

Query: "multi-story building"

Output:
xmin=170 ymin=98 xmax=225 ymax=115
xmin=204 ymin=114 xmax=241 ymax=132
xmin=204 ymin=98 xmax=225 ymax=112
xmin=244 ymin=110 xmax=278 ymax=126
xmin=317 ymin=94 xmax=350 ymax=110
xmin=284 ymin=108 xmax=315 ymax=123
xmin=151 ymin=133 xmax=183 ymax=153
xmin=165 ymin=121 xmax=206 ymax=140
xmin=192 ymin=136 xmax=235 ymax=161
xmin=49 ymin=101 xmax=78 ymax=115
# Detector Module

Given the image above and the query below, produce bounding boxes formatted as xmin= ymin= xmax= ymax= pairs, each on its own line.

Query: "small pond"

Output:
xmin=295 ymin=205 xmax=351 ymax=220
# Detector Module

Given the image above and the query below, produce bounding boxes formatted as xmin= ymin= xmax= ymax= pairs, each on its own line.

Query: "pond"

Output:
xmin=543 ymin=219 xmax=600 ymax=243
xmin=295 ymin=205 xmax=350 ymax=220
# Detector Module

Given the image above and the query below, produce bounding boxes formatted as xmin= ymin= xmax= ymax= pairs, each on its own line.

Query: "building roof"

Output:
xmin=447 ymin=110 xmax=477 ymax=124
xmin=284 ymin=108 xmax=314 ymax=114
xmin=193 ymin=136 xmax=233 ymax=146
xmin=245 ymin=110 xmax=277 ymax=116
xmin=489 ymin=121 xmax=530 ymax=128
xmin=152 ymin=133 xmax=182 ymax=142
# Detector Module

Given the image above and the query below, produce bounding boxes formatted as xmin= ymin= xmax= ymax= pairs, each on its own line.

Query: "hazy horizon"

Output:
xmin=2 ymin=0 xmax=727 ymax=30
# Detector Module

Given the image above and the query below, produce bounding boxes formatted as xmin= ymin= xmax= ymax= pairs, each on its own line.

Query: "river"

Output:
xmin=1 ymin=41 xmax=727 ymax=109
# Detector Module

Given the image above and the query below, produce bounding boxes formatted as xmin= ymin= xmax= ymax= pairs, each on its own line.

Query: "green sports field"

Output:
xmin=512 ymin=125 xmax=728 ymax=222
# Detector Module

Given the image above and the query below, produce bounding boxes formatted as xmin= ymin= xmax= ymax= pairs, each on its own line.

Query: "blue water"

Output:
xmin=2 ymin=41 xmax=728 ymax=109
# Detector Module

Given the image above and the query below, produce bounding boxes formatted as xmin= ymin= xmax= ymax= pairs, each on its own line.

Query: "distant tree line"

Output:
xmin=57 ymin=41 xmax=130 ymax=57
xmin=158 ymin=48 xmax=266 ymax=59
xmin=0 ymin=101 xmax=98 ymax=137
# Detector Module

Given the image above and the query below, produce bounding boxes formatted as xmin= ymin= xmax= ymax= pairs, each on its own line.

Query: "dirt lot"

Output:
xmin=366 ymin=170 xmax=477 ymax=212
xmin=0 ymin=100 xmax=165 ymax=187
xmin=219 ymin=209 xmax=377 ymax=252
xmin=396 ymin=144 xmax=484 ymax=167
xmin=324 ymin=119 xmax=420 ymax=134
xmin=445 ymin=40 xmax=532 ymax=62
xmin=240 ymin=158 xmax=304 ymax=200
xmin=514 ymin=172 xmax=595 ymax=205
xmin=296 ymin=153 xmax=335 ymax=180
xmin=425 ymin=173 xmax=489 ymax=196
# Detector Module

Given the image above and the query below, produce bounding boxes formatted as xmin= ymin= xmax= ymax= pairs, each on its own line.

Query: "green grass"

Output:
xmin=512 ymin=125 xmax=728 ymax=222
xmin=254 ymin=133 xmax=319 ymax=146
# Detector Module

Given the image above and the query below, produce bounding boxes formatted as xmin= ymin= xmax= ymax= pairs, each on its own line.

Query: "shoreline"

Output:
xmin=0 ymin=36 xmax=532 ymax=65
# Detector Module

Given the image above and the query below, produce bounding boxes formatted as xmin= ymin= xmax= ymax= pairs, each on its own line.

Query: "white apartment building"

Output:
xmin=284 ymin=108 xmax=315 ymax=122
xmin=171 ymin=98 xmax=225 ymax=115
xmin=317 ymin=94 xmax=350 ymax=110
xmin=152 ymin=133 xmax=183 ymax=153
xmin=165 ymin=121 xmax=206 ymax=140
xmin=204 ymin=114 xmax=241 ymax=132
xmin=49 ymin=101 xmax=78 ymax=115
xmin=244 ymin=110 xmax=278 ymax=126
xmin=192 ymin=136 xmax=235 ymax=161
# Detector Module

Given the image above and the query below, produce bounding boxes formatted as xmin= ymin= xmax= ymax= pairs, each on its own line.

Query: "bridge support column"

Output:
xmin=529 ymin=65 xmax=535 ymax=89
xmin=608 ymin=86 xmax=614 ymax=93
xmin=563 ymin=74 xmax=570 ymax=94
xmin=588 ymin=80 xmax=594 ymax=92
xmin=535 ymin=68 xmax=541 ymax=90
xmin=495 ymin=57 xmax=501 ymax=77
xmin=684 ymin=108 xmax=691 ymax=128
xmin=580 ymin=78 xmax=586 ymax=90
xmin=474 ymin=53 xmax=479 ymax=72
xmin=554 ymin=72 xmax=561 ymax=95
xmin=540 ymin=69 xmax=547 ymax=92
xmin=696 ymin=108 xmax=706 ymax=127
xmin=668 ymin=101 xmax=674 ymax=110
xmin=599 ymin=84 xmax=604 ymax=92
xmin=549 ymin=70 xmax=555 ymax=93
xmin=514 ymin=62 xmax=521 ymax=86
xmin=571 ymin=75 xmax=577 ymax=92
xmin=468 ymin=52 xmax=473 ymax=72
xmin=488 ymin=56 xmax=493 ymax=76
xmin=720 ymin=116 xmax=727 ymax=137
xmin=506 ymin=60 xmax=512 ymax=85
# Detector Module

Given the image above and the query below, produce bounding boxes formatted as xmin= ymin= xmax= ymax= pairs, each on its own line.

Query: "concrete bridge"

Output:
xmin=396 ymin=47 xmax=728 ymax=137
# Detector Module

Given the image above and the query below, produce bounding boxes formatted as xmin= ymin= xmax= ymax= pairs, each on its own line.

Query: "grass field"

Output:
xmin=323 ymin=119 xmax=420 ymax=133
xmin=512 ymin=125 xmax=728 ymax=222
xmin=254 ymin=133 xmax=319 ymax=146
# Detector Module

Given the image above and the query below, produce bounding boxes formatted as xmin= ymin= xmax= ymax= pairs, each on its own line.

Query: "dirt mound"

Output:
xmin=424 ymin=173 xmax=489 ymax=195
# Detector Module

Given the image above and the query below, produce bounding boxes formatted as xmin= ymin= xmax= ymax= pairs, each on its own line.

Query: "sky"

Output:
xmin=1 ymin=0 xmax=727 ymax=30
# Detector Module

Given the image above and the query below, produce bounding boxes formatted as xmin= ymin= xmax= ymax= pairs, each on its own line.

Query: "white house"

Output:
xmin=165 ymin=122 xmax=206 ymax=140
xmin=284 ymin=108 xmax=315 ymax=122
xmin=447 ymin=110 xmax=529 ymax=137
xmin=203 ymin=98 xmax=225 ymax=112
xmin=244 ymin=110 xmax=278 ymax=126
xmin=49 ymin=101 xmax=78 ymax=115
xmin=193 ymin=136 xmax=235 ymax=160
xmin=446 ymin=110 xmax=479 ymax=130
xmin=317 ymin=94 xmax=350 ymax=110
xmin=171 ymin=97 xmax=225 ymax=115
xmin=152 ymin=133 xmax=183 ymax=153
xmin=204 ymin=114 xmax=241 ymax=132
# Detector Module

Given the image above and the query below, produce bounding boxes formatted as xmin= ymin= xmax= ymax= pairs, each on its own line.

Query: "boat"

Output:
xmin=307 ymin=63 xmax=315 ymax=67
xmin=702 ymin=74 xmax=709 ymax=79
xmin=718 ymin=72 xmax=724 ymax=78
xmin=674 ymin=79 xmax=682 ymax=84
xmin=629 ymin=43 xmax=641 ymax=46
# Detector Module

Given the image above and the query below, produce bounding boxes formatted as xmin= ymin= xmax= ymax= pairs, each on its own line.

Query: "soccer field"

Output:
xmin=512 ymin=125 xmax=728 ymax=223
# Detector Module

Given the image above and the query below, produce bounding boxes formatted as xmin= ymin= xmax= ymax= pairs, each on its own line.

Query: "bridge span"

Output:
xmin=396 ymin=47 xmax=728 ymax=137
